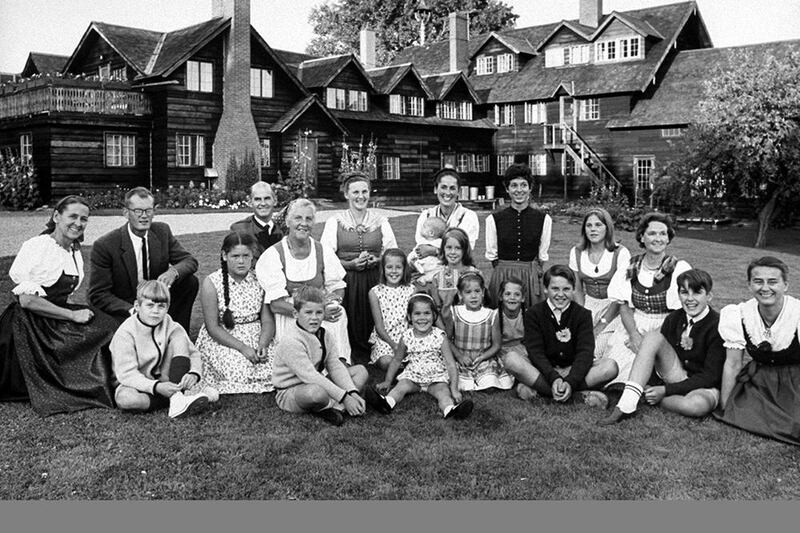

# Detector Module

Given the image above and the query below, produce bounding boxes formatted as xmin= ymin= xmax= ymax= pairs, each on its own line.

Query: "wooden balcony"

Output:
xmin=0 ymin=77 xmax=151 ymax=120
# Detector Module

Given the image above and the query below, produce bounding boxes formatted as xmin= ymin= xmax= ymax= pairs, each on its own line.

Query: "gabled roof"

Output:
xmin=297 ymin=54 xmax=374 ymax=90
xmin=275 ymin=49 xmax=318 ymax=67
xmin=367 ymin=63 xmax=434 ymax=98
xmin=470 ymin=32 xmax=537 ymax=58
xmin=537 ymin=11 xmax=665 ymax=51
xmin=147 ymin=18 xmax=229 ymax=76
xmin=422 ymin=72 xmax=479 ymax=102
xmin=22 ymin=53 xmax=69 ymax=76
xmin=65 ymin=21 xmax=164 ymax=76
xmin=269 ymin=95 xmax=348 ymax=134
xmin=607 ymin=39 xmax=800 ymax=129
xmin=393 ymin=2 xmax=705 ymax=103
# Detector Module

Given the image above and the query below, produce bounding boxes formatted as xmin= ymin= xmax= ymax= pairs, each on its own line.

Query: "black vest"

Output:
xmin=493 ymin=206 xmax=545 ymax=262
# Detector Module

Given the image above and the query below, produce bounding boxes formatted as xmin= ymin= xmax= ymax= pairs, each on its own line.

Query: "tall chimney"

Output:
xmin=212 ymin=0 xmax=260 ymax=189
xmin=360 ymin=28 xmax=376 ymax=70
xmin=449 ymin=12 xmax=469 ymax=73
xmin=579 ymin=0 xmax=603 ymax=28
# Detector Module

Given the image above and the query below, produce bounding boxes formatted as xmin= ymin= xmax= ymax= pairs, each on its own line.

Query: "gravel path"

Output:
xmin=0 ymin=207 xmax=417 ymax=257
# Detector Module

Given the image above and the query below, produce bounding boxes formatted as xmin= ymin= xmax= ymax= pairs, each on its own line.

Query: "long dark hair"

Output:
xmin=440 ymin=227 xmax=474 ymax=267
xmin=220 ymin=231 xmax=258 ymax=329
xmin=42 ymin=195 xmax=91 ymax=248
xmin=379 ymin=248 xmax=411 ymax=286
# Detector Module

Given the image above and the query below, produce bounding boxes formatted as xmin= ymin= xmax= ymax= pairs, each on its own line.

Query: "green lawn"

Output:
xmin=1 ymin=212 xmax=799 ymax=499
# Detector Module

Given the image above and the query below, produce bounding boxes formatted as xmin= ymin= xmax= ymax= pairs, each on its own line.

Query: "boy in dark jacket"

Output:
xmin=517 ymin=265 xmax=618 ymax=408
xmin=598 ymin=269 xmax=724 ymax=425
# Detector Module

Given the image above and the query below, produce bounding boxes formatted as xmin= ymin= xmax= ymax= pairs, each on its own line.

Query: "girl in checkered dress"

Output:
xmin=449 ymin=271 xmax=514 ymax=391
xmin=601 ymin=213 xmax=691 ymax=387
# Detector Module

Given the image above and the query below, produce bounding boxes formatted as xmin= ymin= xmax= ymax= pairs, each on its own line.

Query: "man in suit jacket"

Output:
xmin=89 ymin=187 xmax=199 ymax=332
xmin=229 ymin=181 xmax=282 ymax=257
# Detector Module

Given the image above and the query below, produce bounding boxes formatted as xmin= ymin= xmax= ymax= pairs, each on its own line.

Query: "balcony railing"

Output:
xmin=0 ymin=77 xmax=151 ymax=120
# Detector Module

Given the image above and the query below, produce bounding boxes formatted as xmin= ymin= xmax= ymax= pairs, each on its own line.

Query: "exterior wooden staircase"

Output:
xmin=560 ymin=122 xmax=623 ymax=193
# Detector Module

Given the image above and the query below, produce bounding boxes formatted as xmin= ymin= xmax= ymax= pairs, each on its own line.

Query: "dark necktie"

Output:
xmin=142 ymin=236 xmax=149 ymax=280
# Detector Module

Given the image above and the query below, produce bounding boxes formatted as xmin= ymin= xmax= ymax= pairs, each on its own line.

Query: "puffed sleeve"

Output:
xmin=666 ymin=260 xmax=692 ymax=310
xmin=568 ymin=247 xmax=579 ymax=271
xmin=461 ymin=208 xmax=480 ymax=250
xmin=380 ymin=217 xmax=398 ymax=251
xmin=718 ymin=304 xmax=746 ymax=350
xmin=320 ymin=216 xmax=338 ymax=253
xmin=9 ymin=236 xmax=57 ymax=297
xmin=484 ymin=214 xmax=498 ymax=261
xmin=321 ymin=242 xmax=347 ymax=293
xmin=607 ymin=262 xmax=632 ymax=305
xmin=538 ymin=214 xmax=552 ymax=262
xmin=255 ymin=243 xmax=289 ymax=303
xmin=616 ymin=246 xmax=631 ymax=275
xmin=414 ymin=210 xmax=429 ymax=246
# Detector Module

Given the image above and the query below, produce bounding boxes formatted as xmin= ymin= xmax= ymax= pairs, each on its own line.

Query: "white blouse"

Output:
xmin=569 ymin=246 xmax=631 ymax=280
xmin=320 ymin=210 xmax=398 ymax=253
xmin=718 ymin=296 xmax=800 ymax=351
xmin=255 ymin=237 xmax=347 ymax=303
xmin=607 ymin=258 xmax=691 ymax=311
xmin=9 ymin=234 xmax=83 ymax=297
xmin=415 ymin=204 xmax=480 ymax=250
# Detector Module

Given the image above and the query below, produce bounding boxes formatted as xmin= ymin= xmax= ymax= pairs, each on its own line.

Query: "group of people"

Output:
xmin=0 ymin=164 xmax=798 ymax=447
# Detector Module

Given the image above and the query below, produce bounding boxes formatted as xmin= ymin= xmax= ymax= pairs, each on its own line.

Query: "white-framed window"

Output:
xmin=524 ymin=101 xmax=547 ymax=124
xmin=529 ymin=153 xmax=547 ymax=176
xmin=457 ymin=154 xmax=472 ymax=173
xmin=347 ymin=90 xmax=368 ymax=111
xmin=497 ymin=53 xmax=516 ymax=73
xmin=389 ymin=94 xmax=424 ymax=116
xmin=497 ymin=154 xmax=515 ymax=176
xmin=661 ymin=128 xmax=684 ymax=138
xmin=98 ymin=63 xmax=111 ymax=81
xmin=326 ymin=87 xmax=347 ymax=110
xmin=493 ymin=104 xmax=515 ymax=126
xmin=176 ymin=134 xmax=205 ymax=167
xmin=476 ymin=55 xmax=496 ymax=75
xmin=436 ymin=101 xmax=473 ymax=120
xmin=474 ymin=154 xmax=490 ymax=173
xmin=187 ymin=60 xmax=213 ymax=92
xmin=111 ymin=67 xmax=127 ymax=81
xmin=260 ymin=139 xmax=271 ymax=168
xmin=19 ymin=133 xmax=32 ymax=165
xmin=564 ymin=45 xmax=590 ymax=65
xmin=382 ymin=155 xmax=401 ymax=180
xmin=634 ymin=156 xmax=655 ymax=192
xmin=250 ymin=68 xmax=273 ymax=98
xmin=596 ymin=36 xmax=642 ymax=62
xmin=545 ymin=47 xmax=563 ymax=67
xmin=579 ymin=98 xmax=600 ymax=120
xmin=105 ymin=133 xmax=136 ymax=167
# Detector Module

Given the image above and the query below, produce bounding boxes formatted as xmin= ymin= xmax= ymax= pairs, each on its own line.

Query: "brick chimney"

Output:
xmin=212 ymin=0 xmax=260 ymax=189
xmin=579 ymin=0 xmax=603 ymax=28
xmin=360 ymin=28 xmax=376 ymax=70
xmin=449 ymin=12 xmax=469 ymax=73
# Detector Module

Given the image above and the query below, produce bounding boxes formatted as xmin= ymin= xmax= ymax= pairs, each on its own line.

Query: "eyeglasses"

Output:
xmin=130 ymin=208 xmax=154 ymax=217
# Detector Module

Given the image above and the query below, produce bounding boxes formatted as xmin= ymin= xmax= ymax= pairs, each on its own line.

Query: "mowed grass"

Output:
xmin=1 ymin=211 xmax=799 ymax=500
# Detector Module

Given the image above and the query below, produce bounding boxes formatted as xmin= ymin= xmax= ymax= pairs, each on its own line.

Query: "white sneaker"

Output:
xmin=168 ymin=391 xmax=209 ymax=419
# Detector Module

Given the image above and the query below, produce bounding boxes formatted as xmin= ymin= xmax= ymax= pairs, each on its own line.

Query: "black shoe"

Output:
xmin=446 ymin=399 xmax=474 ymax=420
xmin=313 ymin=407 xmax=344 ymax=426
xmin=364 ymin=385 xmax=392 ymax=415
xmin=596 ymin=406 xmax=636 ymax=426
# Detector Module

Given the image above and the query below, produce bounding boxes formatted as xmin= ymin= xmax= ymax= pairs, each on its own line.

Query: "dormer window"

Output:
xmin=476 ymin=55 xmax=496 ymax=75
xmin=326 ymin=88 xmax=347 ymax=110
xmin=496 ymin=53 xmax=517 ymax=73
xmin=436 ymin=101 xmax=473 ymax=120
xmin=389 ymin=94 xmax=424 ymax=116
xmin=545 ymin=45 xmax=589 ymax=67
xmin=596 ymin=36 xmax=643 ymax=62
xmin=347 ymin=90 xmax=368 ymax=111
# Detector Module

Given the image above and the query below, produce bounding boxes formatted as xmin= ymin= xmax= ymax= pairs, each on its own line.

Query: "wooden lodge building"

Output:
xmin=1 ymin=0 xmax=799 ymax=203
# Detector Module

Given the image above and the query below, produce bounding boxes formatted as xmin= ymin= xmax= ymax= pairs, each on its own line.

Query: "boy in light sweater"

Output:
xmin=111 ymin=280 xmax=218 ymax=418
xmin=272 ymin=285 xmax=370 ymax=426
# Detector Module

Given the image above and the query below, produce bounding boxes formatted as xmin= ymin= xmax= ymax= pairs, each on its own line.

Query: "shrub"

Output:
xmin=82 ymin=183 xmax=249 ymax=211
xmin=544 ymin=186 xmax=647 ymax=232
xmin=225 ymin=151 xmax=260 ymax=196
xmin=0 ymin=149 xmax=42 ymax=210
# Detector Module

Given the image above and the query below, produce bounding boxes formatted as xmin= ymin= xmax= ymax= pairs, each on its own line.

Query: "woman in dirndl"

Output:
xmin=485 ymin=163 xmax=552 ymax=308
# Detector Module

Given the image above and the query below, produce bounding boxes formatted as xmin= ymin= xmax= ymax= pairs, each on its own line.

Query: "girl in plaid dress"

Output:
xmin=450 ymin=271 xmax=514 ymax=391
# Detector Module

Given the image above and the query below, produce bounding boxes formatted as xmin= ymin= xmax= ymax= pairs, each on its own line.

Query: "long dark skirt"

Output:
xmin=342 ymin=265 xmax=380 ymax=359
xmin=713 ymin=361 xmax=800 ymax=447
xmin=487 ymin=259 xmax=544 ymax=309
xmin=0 ymin=302 xmax=117 ymax=416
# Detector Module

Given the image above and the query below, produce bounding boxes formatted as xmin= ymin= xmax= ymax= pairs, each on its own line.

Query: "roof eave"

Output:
xmin=92 ymin=23 xmax=149 ymax=76
xmin=157 ymin=18 xmax=230 ymax=78
xmin=638 ymin=3 xmax=698 ymax=94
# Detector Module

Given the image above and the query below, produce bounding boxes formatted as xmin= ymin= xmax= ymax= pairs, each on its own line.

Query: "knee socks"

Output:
xmin=617 ymin=381 xmax=644 ymax=414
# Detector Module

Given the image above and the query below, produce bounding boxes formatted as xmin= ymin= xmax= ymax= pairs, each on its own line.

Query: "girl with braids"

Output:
xmin=0 ymin=196 xmax=117 ymax=415
xmin=195 ymin=232 xmax=275 ymax=394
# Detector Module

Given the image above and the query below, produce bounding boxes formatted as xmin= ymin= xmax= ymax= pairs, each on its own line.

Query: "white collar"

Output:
xmin=127 ymin=224 xmax=147 ymax=243
xmin=547 ymin=299 xmax=571 ymax=316
xmin=253 ymin=215 xmax=272 ymax=229
xmin=686 ymin=306 xmax=710 ymax=324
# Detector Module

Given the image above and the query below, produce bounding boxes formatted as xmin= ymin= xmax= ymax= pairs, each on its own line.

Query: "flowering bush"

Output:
xmin=546 ymin=186 xmax=647 ymax=232
xmin=82 ymin=183 xmax=249 ymax=211
xmin=0 ymin=149 xmax=42 ymax=210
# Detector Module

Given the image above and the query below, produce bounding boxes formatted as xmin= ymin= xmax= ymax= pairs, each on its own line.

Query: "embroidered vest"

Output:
xmin=576 ymin=247 xmax=620 ymax=300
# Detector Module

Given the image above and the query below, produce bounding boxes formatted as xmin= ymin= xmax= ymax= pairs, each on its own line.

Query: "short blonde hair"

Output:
xmin=136 ymin=280 xmax=171 ymax=304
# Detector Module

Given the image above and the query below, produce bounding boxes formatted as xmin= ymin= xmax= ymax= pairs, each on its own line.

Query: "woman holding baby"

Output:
xmin=484 ymin=163 xmax=552 ymax=308
xmin=321 ymin=172 xmax=398 ymax=360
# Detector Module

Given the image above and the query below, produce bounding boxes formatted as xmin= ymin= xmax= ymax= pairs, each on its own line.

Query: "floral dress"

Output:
xmin=397 ymin=327 xmax=450 ymax=387
xmin=196 ymin=270 xmax=274 ymax=394
xmin=369 ymin=283 xmax=415 ymax=363
xmin=452 ymin=305 xmax=514 ymax=391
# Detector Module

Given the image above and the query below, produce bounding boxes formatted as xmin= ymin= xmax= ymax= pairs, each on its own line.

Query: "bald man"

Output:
xmin=230 ymin=181 xmax=283 ymax=256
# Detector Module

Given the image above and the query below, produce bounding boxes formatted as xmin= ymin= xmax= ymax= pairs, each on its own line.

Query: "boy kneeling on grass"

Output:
xmin=598 ymin=269 xmax=724 ymax=425
xmin=111 ymin=280 xmax=219 ymax=419
xmin=509 ymin=265 xmax=618 ymax=408
xmin=271 ymin=286 xmax=369 ymax=426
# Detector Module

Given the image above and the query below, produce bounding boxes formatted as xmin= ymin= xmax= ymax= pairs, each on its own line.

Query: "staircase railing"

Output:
xmin=561 ymin=122 xmax=622 ymax=192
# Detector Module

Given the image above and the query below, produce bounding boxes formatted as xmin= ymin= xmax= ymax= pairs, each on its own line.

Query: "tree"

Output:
xmin=656 ymin=48 xmax=800 ymax=248
xmin=307 ymin=0 xmax=518 ymax=65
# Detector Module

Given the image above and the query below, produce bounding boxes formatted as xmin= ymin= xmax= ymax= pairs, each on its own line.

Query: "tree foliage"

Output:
xmin=307 ymin=0 xmax=518 ymax=64
xmin=656 ymin=48 xmax=800 ymax=247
